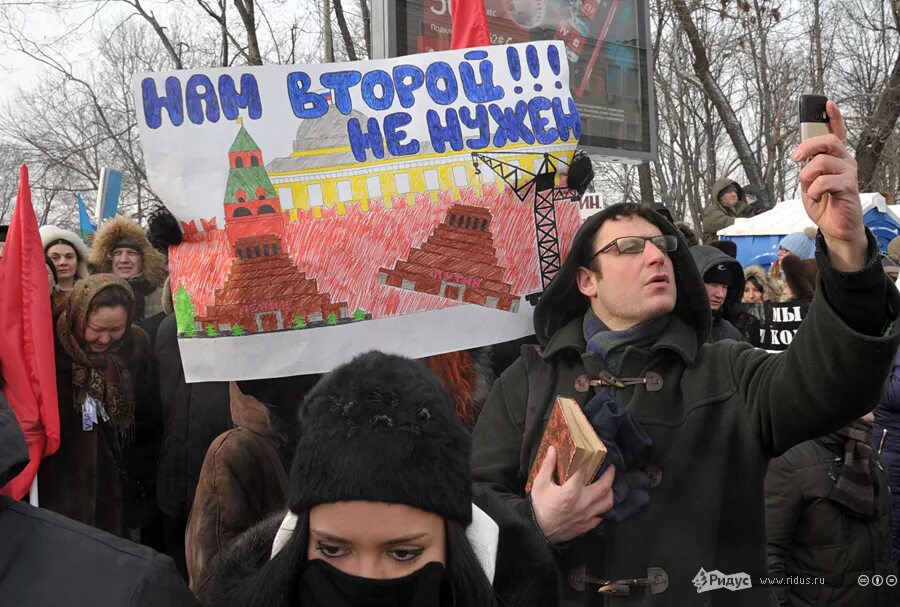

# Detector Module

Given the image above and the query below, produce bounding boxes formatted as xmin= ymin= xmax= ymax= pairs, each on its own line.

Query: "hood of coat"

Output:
xmin=743 ymin=264 xmax=780 ymax=302
xmin=0 ymin=390 xmax=28 ymax=488
xmin=533 ymin=203 xmax=711 ymax=349
xmin=710 ymin=178 xmax=744 ymax=205
xmin=690 ymin=245 xmax=745 ymax=305
xmin=708 ymin=178 xmax=750 ymax=217
xmin=39 ymin=225 xmax=91 ymax=281
xmin=88 ymin=216 xmax=168 ymax=288
xmin=229 ymin=382 xmax=280 ymax=438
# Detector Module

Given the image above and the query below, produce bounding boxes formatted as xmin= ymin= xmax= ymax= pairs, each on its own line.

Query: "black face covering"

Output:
xmin=298 ymin=559 xmax=447 ymax=607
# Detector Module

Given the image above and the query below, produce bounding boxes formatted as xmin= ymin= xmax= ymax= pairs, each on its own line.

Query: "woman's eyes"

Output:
xmin=315 ymin=543 xmax=425 ymax=562
xmin=316 ymin=542 xmax=349 ymax=558
xmin=388 ymin=547 xmax=425 ymax=562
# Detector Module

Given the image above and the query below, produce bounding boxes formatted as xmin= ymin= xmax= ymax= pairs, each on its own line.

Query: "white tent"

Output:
xmin=717 ymin=193 xmax=900 ymax=268
xmin=718 ymin=193 xmax=897 ymax=236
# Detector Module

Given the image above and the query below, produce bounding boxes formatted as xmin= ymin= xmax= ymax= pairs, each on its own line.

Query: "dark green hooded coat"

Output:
xmin=471 ymin=203 xmax=900 ymax=606
xmin=701 ymin=179 xmax=753 ymax=243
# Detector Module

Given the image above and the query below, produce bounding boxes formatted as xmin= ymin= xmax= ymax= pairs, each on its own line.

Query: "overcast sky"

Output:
xmin=0 ymin=1 xmax=134 ymax=103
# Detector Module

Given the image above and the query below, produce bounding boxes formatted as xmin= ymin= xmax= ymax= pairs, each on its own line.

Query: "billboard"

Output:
xmin=374 ymin=0 xmax=656 ymax=162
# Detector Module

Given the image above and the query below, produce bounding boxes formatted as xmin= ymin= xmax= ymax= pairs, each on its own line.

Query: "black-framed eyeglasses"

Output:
xmin=588 ymin=234 xmax=679 ymax=265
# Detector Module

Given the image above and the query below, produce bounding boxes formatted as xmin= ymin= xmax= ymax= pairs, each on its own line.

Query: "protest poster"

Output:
xmin=736 ymin=301 xmax=811 ymax=351
xmin=133 ymin=41 xmax=583 ymax=382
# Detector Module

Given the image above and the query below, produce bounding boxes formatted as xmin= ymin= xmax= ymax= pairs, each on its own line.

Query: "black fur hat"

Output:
xmin=288 ymin=351 xmax=473 ymax=525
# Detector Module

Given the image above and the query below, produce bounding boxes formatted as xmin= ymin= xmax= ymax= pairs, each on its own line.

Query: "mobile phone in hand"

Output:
xmin=799 ymin=94 xmax=829 ymax=142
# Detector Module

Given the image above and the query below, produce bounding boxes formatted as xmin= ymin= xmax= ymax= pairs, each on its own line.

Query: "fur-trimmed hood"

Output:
xmin=88 ymin=216 xmax=167 ymax=288
xmin=39 ymin=225 xmax=91 ymax=280
xmin=743 ymin=264 xmax=781 ymax=302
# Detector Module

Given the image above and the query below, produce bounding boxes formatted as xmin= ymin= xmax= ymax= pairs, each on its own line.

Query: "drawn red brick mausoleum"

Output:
xmin=377 ymin=204 xmax=520 ymax=312
xmin=196 ymin=122 xmax=348 ymax=334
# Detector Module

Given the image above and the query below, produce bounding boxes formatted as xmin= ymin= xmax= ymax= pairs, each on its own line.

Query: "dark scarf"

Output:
xmin=299 ymin=559 xmax=448 ymax=607
xmin=128 ymin=274 xmax=155 ymax=319
xmin=830 ymin=420 xmax=877 ymax=518
xmin=582 ymin=310 xmax=668 ymax=522
xmin=56 ymin=274 xmax=137 ymax=447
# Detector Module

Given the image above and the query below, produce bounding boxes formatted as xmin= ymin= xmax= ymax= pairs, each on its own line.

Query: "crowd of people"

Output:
xmin=1 ymin=100 xmax=899 ymax=606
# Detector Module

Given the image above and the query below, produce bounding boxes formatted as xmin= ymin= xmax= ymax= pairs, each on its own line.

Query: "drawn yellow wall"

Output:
xmin=271 ymin=141 xmax=574 ymax=221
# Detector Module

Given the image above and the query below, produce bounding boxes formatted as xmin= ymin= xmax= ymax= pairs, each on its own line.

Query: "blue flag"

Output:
xmin=96 ymin=168 xmax=122 ymax=221
xmin=77 ymin=193 xmax=96 ymax=243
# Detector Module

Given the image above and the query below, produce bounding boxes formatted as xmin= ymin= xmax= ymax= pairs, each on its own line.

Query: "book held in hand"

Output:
xmin=525 ymin=396 xmax=607 ymax=493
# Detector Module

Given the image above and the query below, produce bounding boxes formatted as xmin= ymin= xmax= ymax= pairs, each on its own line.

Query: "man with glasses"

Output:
xmin=472 ymin=102 xmax=900 ymax=605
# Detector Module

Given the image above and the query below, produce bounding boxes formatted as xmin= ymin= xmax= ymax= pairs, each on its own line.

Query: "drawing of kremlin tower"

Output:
xmin=377 ymin=204 xmax=520 ymax=312
xmin=197 ymin=120 xmax=348 ymax=334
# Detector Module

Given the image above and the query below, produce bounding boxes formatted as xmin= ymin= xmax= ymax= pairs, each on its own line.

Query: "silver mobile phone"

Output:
xmin=799 ymin=94 xmax=829 ymax=141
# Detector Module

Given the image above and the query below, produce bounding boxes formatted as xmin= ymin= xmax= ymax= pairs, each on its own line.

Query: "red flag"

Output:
xmin=0 ymin=164 xmax=59 ymax=499
xmin=450 ymin=0 xmax=491 ymax=49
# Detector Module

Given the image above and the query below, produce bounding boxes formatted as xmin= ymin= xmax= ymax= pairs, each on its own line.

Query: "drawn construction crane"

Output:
xmin=471 ymin=150 xmax=581 ymax=302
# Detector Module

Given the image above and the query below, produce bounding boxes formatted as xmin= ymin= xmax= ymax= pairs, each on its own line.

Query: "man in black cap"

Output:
xmin=690 ymin=245 xmax=747 ymax=342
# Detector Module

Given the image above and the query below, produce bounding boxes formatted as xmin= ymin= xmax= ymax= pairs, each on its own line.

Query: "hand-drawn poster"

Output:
xmin=134 ymin=42 xmax=583 ymax=382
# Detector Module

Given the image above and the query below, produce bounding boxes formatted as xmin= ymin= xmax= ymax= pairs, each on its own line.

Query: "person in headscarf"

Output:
xmin=0 ymin=370 xmax=199 ymax=607
xmin=38 ymin=274 xmax=152 ymax=537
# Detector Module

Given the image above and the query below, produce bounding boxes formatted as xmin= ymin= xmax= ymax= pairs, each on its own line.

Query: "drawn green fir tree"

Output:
xmin=174 ymin=284 xmax=197 ymax=337
xmin=353 ymin=308 xmax=366 ymax=321
xmin=232 ymin=324 xmax=246 ymax=336
xmin=327 ymin=312 xmax=339 ymax=326
xmin=293 ymin=314 xmax=306 ymax=329
xmin=206 ymin=324 xmax=219 ymax=337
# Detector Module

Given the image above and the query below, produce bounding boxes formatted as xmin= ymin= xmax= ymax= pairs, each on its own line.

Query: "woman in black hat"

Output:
xmin=199 ymin=351 xmax=557 ymax=607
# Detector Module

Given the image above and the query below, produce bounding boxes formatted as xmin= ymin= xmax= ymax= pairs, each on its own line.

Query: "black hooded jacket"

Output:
xmin=0 ymin=392 xmax=198 ymax=606
xmin=690 ymin=245 xmax=747 ymax=342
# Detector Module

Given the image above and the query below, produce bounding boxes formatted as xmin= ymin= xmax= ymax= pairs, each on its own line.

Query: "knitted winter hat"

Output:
xmin=781 ymin=254 xmax=818 ymax=301
xmin=704 ymin=263 xmax=736 ymax=288
xmin=779 ymin=227 xmax=817 ymax=259
xmin=289 ymin=351 xmax=473 ymax=525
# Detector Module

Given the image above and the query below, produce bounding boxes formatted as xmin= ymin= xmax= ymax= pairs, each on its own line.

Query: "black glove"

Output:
xmin=147 ymin=205 xmax=182 ymax=253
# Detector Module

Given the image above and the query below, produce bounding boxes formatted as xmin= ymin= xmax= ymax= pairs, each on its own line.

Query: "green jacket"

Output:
xmin=471 ymin=204 xmax=900 ymax=606
xmin=765 ymin=429 xmax=897 ymax=607
xmin=701 ymin=179 xmax=753 ymax=243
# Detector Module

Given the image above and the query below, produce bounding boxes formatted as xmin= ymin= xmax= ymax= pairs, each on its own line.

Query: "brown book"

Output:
xmin=525 ymin=396 xmax=607 ymax=493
